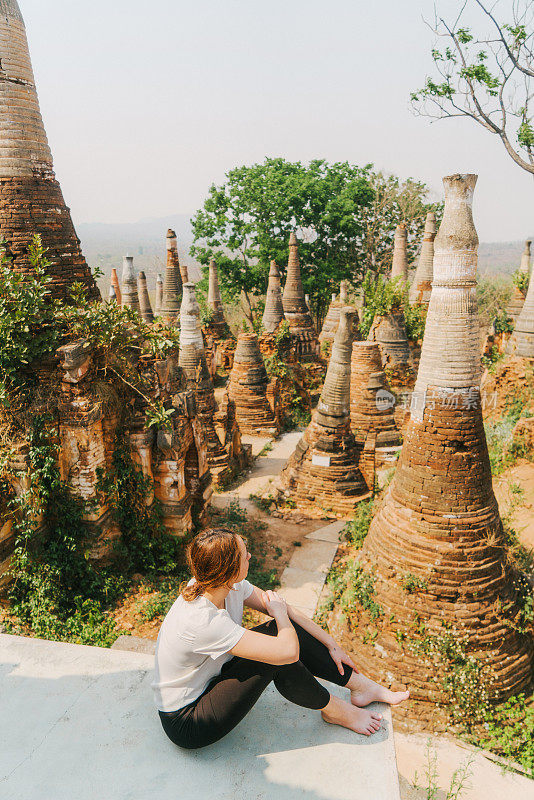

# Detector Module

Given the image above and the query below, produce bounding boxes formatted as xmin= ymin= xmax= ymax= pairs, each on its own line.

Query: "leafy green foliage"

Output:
xmin=412 ymin=2 xmax=534 ymax=176
xmin=401 ymin=573 xmax=429 ymax=593
xmin=191 ymin=158 xmax=439 ymax=324
xmin=404 ymin=303 xmax=427 ymax=342
xmin=343 ymin=498 xmax=375 ymax=549
xmin=513 ymin=268 xmax=530 ymax=294
xmin=0 ymin=237 xmax=62 ymax=404
xmin=472 ymin=694 xmax=534 ymax=778
xmin=359 ymin=272 xmax=408 ymax=338
xmin=6 ymin=416 xmax=124 ymax=646
xmin=97 ymin=440 xmax=182 ymax=576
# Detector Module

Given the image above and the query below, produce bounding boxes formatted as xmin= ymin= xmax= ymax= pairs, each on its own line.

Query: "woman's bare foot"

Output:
xmin=321 ymin=695 xmax=383 ymax=736
xmin=347 ymin=673 xmax=409 ymax=708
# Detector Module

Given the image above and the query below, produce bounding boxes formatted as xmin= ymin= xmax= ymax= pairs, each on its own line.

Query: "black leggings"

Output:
xmin=158 ymin=619 xmax=353 ymax=750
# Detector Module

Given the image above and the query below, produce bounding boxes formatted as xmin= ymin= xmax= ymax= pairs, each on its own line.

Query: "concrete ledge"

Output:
xmin=1 ymin=633 xmax=401 ymax=800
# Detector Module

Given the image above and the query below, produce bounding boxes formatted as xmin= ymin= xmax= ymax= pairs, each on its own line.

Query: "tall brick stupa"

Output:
xmin=358 ymin=175 xmax=533 ymax=722
xmin=512 ymin=262 xmax=534 ymax=358
xmin=207 ymin=260 xmax=228 ymax=337
xmin=390 ymin=223 xmax=409 ymax=281
xmin=409 ymin=212 xmax=436 ymax=306
xmin=282 ymin=233 xmax=319 ymax=361
xmin=508 ymin=240 xmax=532 ymax=324
xmin=0 ymin=1 xmax=99 ymax=301
xmin=261 ymin=260 xmax=285 ymax=333
xmin=280 ymin=308 xmax=370 ymax=517
xmin=160 ymin=230 xmax=182 ymax=325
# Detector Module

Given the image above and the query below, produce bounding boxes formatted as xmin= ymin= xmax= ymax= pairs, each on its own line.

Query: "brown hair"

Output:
xmin=181 ymin=528 xmax=245 ymax=602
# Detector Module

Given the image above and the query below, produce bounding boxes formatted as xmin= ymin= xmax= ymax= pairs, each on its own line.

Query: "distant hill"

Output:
xmin=77 ymin=214 xmax=533 ymax=296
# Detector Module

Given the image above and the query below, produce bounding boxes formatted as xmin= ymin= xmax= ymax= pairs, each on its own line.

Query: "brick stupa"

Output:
xmin=262 ymin=260 xmax=285 ymax=333
xmin=206 ymin=260 xmax=228 ymax=337
xmin=282 ymin=233 xmax=319 ymax=362
xmin=0 ymin=1 xmax=99 ymax=301
xmin=390 ymin=223 xmax=409 ymax=281
xmin=121 ymin=256 xmax=140 ymax=313
xmin=319 ymin=281 xmax=351 ymax=347
xmin=160 ymin=230 xmax=182 ymax=326
xmin=367 ymin=310 xmax=411 ymax=373
xmin=508 ymin=240 xmax=532 ymax=324
xmin=155 ymin=273 xmax=163 ymax=316
xmin=179 ymin=283 xmax=244 ymax=485
xmin=110 ymin=268 xmax=122 ymax=306
xmin=228 ymin=333 xmax=279 ymax=436
xmin=357 ymin=174 xmax=533 ymax=722
xmin=512 ymin=260 xmax=534 ymax=358
xmin=137 ymin=271 xmax=154 ymax=324
xmin=350 ymin=341 xmax=402 ymax=486
xmin=409 ymin=212 xmax=436 ymax=307
xmin=280 ymin=308 xmax=370 ymax=517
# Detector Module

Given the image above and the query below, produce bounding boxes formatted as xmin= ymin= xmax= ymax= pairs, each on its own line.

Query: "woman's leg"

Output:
xmin=251 ymin=619 xmax=409 ymax=708
xmin=160 ymin=654 xmax=330 ymax=750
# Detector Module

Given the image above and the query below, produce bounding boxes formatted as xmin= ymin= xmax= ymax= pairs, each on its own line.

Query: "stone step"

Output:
xmin=0 ymin=633 xmax=401 ymax=800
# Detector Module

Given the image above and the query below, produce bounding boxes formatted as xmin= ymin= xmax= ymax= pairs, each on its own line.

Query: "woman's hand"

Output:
xmin=263 ymin=590 xmax=290 ymax=622
xmin=327 ymin=640 xmax=358 ymax=675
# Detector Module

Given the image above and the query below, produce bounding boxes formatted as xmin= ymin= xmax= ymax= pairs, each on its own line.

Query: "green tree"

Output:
xmin=191 ymin=158 xmax=439 ymax=325
xmin=411 ymin=0 xmax=534 ymax=176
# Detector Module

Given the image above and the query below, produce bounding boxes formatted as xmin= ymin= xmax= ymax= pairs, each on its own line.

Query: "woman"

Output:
xmin=152 ymin=528 xmax=409 ymax=750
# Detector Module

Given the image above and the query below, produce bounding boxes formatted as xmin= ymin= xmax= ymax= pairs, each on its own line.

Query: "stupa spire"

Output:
xmin=261 ymin=260 xmax=285 ymax=333
xmin=108 ymin=285 xmax=117 ymax=303
xmin=280 ymin=308 xmax=370 ymax=517
xmin=390 ymin=223 xmax=408 ymax=281
xmin=137 ymin=271 xmax=154 ymax=324
xmin=512 ymin=265 xmax=534 ymax=357
xmin=155 ymin=273 xmax=163 ymax=316
xmin=121 ymin=256 xmax=140 ymax=313
xmin=0 ymin=1 xmax=99 ymax=301
xmin=409 ymin=211 xmax=436 ymax=306
xmin=282 ymin=233 xmax=319 ymax=361
xmin=179 ymin=283 xmax=243 ymax=485
xmin=228 ymin=333 xmax=279 ymax=436
xmin=207 ymin=260 xmax=227 ymax=335
xmin=319 ymin=283 xmax=360 ymax=355
xmin=519 ymin=239 xmax=532 ymax=274
xmin=356 ymin=174 xmax=532 ymax=721
xmin=110 ymin=268 xmax=122 ymax=306
xmin=160 ymin=230 xmax=182 ymax=325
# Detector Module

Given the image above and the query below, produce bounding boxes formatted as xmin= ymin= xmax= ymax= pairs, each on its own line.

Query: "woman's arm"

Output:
xmin=232 ymin=591 xmax=299 ymax=665
xmin=245 ymin=584 xmax=357 ymax=675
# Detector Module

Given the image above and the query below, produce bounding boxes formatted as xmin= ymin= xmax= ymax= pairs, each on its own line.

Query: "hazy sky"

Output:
xmin=21 ymin=0 xmax=534 ymax=241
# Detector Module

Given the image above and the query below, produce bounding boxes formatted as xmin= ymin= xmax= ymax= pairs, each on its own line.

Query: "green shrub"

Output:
xmin=359 ymin=272 xmax=407 ymax=338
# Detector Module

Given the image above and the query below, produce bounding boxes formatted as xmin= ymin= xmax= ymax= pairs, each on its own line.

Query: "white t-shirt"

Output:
xmin=152 ymin=578 xmax=254 ymax=712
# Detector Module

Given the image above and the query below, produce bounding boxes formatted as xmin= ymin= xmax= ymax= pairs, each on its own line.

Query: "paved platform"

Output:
xmin=1 ymin=633 xmax=401 ymax=800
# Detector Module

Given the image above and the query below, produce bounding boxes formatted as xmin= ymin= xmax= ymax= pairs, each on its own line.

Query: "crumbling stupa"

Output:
xmin=262 ymin=260 xmax=285 ymax=333
xmin=319 ymin=282 xmax=356 ymax=353
xmin=282 ymin=233 xmax=319 ymax=361
xmin=508 ymin=240 xmax=532 ymax=323
xmin=350 ymin=341 xmax=402 ymax=487
xmin=357 ymin=175 xmax=533 ymax=723
xmin=121 ymin=256 xmax=140 ymax=313
xmin=108 ymin=285 xmax=117 ymax=303
xmin=206 ymin=260 xmax=228 ymax=336
xmin=280 ymin=308 xmax=370 ymax=517
xmin=160 ymin=230 xmax=182 ymax=325
xmin=155 ymin=273 xmax=163 ymax=316
xmin=367 ymin=310 xmax=411 ymax=375
xmin=512 ymin=263 xmax=534 ymax=358
xmin=111 ymin=268 xmax=122 ymax=306
xmin=409 ymin=212 xmax=436 ymax=306
xmin=0 ymin=1 xmax=99 ymax=301
xmin=390 ymin=223 xmax=408 ymax=282
xmin=137 ymin=271 xmax=154 ymax=324
xmin=228 ymin=333 xmax=279 ymax=436
xmin=179 ymin=283 xmax=244 ymax=485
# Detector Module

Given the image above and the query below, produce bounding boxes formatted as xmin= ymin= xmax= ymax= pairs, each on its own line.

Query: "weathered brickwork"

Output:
xmin=409 ymin=212 xmax=436 ymax=307
xmin=350 ymin=341 xmax=402 ymax=486
xmin=282 ymin=233 xmax=319 ymax=362
xmin=511 ymin=255 xmax=534 ymax=358
xmin=356 ymin=175 xmax=533 ymax=724
xmin=0 ymin=2 xmax=99 ymax=301
xmin=262 ymin=260 xmax=285 ymax=333
xmin=160 ymin=230 xmax=182 ymax=326
xmin=228 ymin=333 xmax=280 ymax=436
xmin=280 ymin=309 xmax=371 ymax=517
xmin=390 ymin=223 xmax=408 ymax=281
xmin=368 ymin=310 xmax=413 ymax=377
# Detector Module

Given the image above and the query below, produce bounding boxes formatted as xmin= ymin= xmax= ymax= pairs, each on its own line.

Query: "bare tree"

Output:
xmin=411 ymin=0 xmax=533 ymax=176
